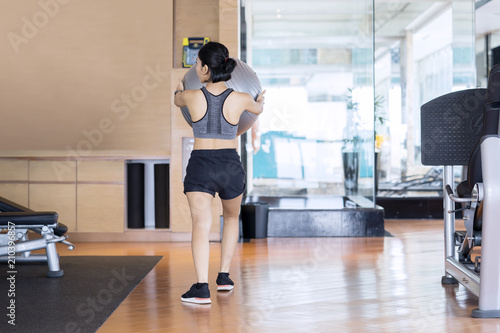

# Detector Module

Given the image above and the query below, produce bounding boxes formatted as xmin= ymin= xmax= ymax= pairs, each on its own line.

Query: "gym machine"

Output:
xmin=421 ymin=64 xmax=500 ymax=317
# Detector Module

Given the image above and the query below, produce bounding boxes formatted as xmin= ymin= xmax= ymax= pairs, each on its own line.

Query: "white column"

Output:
xmin=404 ymin=29 xmax=415 ymax=176
xmin=144 ymin=161 xmax=156 ymax=229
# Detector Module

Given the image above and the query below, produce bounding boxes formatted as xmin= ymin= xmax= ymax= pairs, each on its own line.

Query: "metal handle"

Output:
xmin=445 ymin=185 xmax=475 ymax=203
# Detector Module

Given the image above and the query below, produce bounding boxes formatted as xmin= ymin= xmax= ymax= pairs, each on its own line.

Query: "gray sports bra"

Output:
xmin=192 ymin=87 xmax=237 ymax=140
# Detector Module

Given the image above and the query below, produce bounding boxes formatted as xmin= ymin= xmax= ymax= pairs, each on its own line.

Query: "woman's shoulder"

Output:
xmin=175 ymin=88 xmax=205 ymax=108
xmin=185 ymin=88 xmax=204 ymax=95
xmin=182 ymin=88 xmax=204 ymax=100
xmin=229 ymin=90 xmax=253 ymax=100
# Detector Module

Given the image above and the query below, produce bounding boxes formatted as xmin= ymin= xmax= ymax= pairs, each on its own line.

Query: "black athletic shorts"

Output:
xmin=184 ymin=149 xmax=246 ymax=200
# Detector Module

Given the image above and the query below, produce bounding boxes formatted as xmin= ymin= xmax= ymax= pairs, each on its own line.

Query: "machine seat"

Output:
xmin=0 ymin=211 xmax=59 ymax=226
xmin=456 ymin=181 xmax=472 ymax=198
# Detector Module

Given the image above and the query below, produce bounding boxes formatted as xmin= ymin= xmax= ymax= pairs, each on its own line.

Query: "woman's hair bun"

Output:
xmin=224 ymin=57 xmax=237 ymax=75
xmin=198 ymin=42 xmax=236 ymax=83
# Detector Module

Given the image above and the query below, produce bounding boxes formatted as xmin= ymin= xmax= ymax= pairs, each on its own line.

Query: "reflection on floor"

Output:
xmin=73 ymin=219 xmax=489 ymax=333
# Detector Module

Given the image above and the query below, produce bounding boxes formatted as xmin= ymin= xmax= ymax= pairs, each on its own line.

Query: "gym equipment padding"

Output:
xmin=0 ymin=196 xmax=74 ymax=277
xmin=180 ymin=58 xmax=262 ymax=136
xmin=421 ymin=88 xmax=487 ymax=166
xmin=487 ymin=63 xmax=500 ymax=103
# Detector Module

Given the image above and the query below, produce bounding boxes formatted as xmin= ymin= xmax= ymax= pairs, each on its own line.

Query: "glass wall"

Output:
xmin=241 ymin=0 xmax=475 ymax=200
xmin=476 ymin=33 xmax=500 ymax=86
xmin=242 ymin=0 xmax=375 ymax=200
xmin=373 ymin=0 xmax=475 ymax=197
xmin=476 ymin=0 xmax=500 ymax=86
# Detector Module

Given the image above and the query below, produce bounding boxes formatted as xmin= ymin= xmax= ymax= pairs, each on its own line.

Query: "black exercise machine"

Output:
xmin=0 ymin=196 xmax=74 ymax=277
xmin=421 ymin=63 xmax=500 ymax=317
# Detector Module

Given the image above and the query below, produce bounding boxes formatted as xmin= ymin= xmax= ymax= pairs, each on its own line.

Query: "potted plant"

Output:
xmin=374 ymin=93 xmax=387 ymax=193
xmin=374 ymin=94 xmax=387 ymax=150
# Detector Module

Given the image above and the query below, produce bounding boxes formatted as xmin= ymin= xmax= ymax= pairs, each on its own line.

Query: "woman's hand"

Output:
xmin=256 ymin=90 xmax=266 ymax=104
xmin=243 ymin=90 xmax=266 ymax=115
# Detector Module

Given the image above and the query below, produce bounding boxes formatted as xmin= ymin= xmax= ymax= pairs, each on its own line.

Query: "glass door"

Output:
xmin=242 ymin=0 xmax=375 ymax=202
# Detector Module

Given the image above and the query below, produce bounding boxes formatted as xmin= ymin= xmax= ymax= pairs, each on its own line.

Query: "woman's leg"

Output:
xmin=220 ymin=193 xmax=243 ymax=272
xmin=186 ymin=191 xmax=214 ymax=283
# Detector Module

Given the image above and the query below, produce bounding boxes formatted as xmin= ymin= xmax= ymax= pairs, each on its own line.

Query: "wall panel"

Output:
xmin=0 ymin=0 xmax=173 ymax=156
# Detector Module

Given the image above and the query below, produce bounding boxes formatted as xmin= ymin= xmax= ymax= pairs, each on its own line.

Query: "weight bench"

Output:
xmin=0 ymin=196 xmax=74 ymax=277
xmin=421 ymin=63 xmax=500 ymax=317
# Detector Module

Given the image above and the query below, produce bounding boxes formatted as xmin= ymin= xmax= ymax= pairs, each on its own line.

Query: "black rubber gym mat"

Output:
xmin=0 ymin=255 xmax=162 ymax=333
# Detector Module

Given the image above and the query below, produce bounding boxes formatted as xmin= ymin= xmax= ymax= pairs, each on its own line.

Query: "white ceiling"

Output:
xmin=476 ymin=0 xmax=500 ymax=36
xmin=246 ymin=0 xmax=500 ymax=48
xmin=244 ymin=0 xmax=500 ymax=90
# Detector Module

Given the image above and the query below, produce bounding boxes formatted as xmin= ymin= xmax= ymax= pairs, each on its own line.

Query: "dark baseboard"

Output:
xmin=242 ymin=196 xmax=385 ymax=237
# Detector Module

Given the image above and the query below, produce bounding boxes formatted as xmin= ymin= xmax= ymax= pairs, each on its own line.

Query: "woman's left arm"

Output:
xmin=174 ymin=81 xmax=187 ymax=107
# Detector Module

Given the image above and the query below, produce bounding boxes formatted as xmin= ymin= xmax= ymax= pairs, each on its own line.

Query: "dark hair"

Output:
xmin=198 ymin=42 xmax=237 ymax=83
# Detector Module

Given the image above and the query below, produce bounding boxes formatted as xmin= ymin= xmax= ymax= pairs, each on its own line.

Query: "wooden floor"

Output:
xmin=57 ymin=219 xmax=500 ymax=333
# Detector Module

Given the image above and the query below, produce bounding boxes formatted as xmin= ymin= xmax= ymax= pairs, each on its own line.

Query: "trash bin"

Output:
xmin=241 ymin=202 xmax=269 ymax=239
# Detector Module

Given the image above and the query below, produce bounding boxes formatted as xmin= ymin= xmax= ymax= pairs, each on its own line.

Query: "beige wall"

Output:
xmin=0 ymin=0 xmax=239 ymax=240
xmin=0 ymin=0 xmax=172 ymax=155
xmin=173 ymin=0 xmax=220 ymax=68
